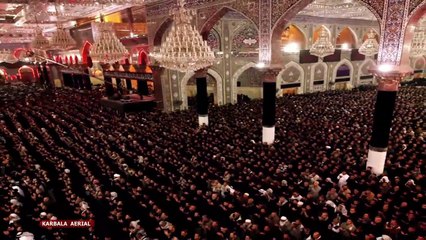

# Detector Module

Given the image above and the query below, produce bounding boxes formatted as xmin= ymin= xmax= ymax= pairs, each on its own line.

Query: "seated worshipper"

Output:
xmin=0 ymin=87 xmax=423 ymax=240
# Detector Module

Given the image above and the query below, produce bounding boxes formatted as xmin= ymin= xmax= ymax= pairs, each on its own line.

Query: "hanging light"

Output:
xmin=151 ymin=0 xmax=216 ymax=72
xmin=49 ymin=4 xmax=76 ymax=50
xmin=410 ymin=17 xmax=426 ymax=58
xmin=50 ymin=23 xmax=76 ymax=50
xmin=359 ymin=29 xmax=379 ymax=57
xmin=31 ymin=27 xmax=50 ymax=50
xmin=309 ymin=26 xmax=335 ymax=60
xmin=90 ymin=22 xmax=129 ymax=63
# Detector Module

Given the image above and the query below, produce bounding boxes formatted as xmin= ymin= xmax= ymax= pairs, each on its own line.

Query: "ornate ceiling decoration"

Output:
xmin=0 ymin=0 xmax=136 ymax=44
xmin=298 ymin=0 xmax=377 ymax=21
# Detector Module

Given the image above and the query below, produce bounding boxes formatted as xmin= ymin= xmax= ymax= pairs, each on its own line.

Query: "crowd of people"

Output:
xmin=0 ymin=86 xmax=424 ymax=240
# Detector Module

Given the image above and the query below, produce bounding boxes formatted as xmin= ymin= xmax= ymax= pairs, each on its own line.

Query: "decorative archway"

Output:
xmin=336 ymin=27 xmax=358 ymax=48
xmin=270 ymin=0 xmax=382 ymax=64
xmin=206 ymin=28 xmax=221 ymax=51
xmin=400 ymin=4 xmax=426 ymax=66
xmin=200 ymin=6 xmax=258 ymax=39
xmin=357 ymin=58 xmax=377 ymax=86
xmin=81 ymin=41 xmax=92 ymax=65
xmin=412 ymin=56 xmax=425 ymax=69
xmin=332 ymin=59 xmax=354 ymax=88
xmin=232 ymin=62 xmax=257 ymax=103
xmin=13 ymin=48 xmax=27 ymax=59
xmin=153 ymin=18 xmax=173 ymax=46
xmin=138 ymin=50 xmax=150 ymax=65
xmin=310 ymin=61 xmax=328 ymax=92
xmin=412 ymin=57 xmax=426 ymax=79
xmin=18 ymin=66 xmax=36 ymax=82
xmin=281 ymin=23 xmax=307 ymax=50
xmin=276 ymin=61 xmax=305 ymax=95
xmin=180 ymin=68 xmax=224 ymax=109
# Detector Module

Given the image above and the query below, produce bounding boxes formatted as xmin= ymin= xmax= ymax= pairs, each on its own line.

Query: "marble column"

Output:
xmin=261 ymin=67 xmax=281 ymax=144
xmin=366 ymin=65 xmax=412 ymax=174
xmin=195 ymin=68 xmax=209 ymax=126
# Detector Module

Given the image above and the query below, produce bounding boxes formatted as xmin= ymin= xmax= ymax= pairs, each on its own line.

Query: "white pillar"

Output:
xmin=262 ymin=126 xmax=275 ymax=145
xmin=366 ymin=149 xmax=387 ymax=175
xmin=198 ymin=115 xmax=209 ymax=126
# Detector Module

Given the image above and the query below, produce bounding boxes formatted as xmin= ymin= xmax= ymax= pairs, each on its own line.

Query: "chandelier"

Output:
xmin=90 ymin=22 xmax=128 ymax=63
xmin=410 ymin=17 xmax=426 ymax=58
xmin=31 ymin=27 xmax=50 ymax=50
xmin=309 ymin=26 xmax=335 ymax=60
xmin=152 ymin=0 xmax=216 ymax=72
xmin=49 ymin=4 xmax=76 ymax=50
xmin=50 ymin=23 xmax=77 ymax=50
xmin=359 ymin=29 xmax=379 ymax=57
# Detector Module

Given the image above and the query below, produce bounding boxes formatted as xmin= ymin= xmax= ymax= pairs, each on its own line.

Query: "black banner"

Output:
xmin=370 ymin=91 xmax=397 ymax=149
xmin=104 ymin=76 xmax=114 ymax=97
xmin=125 ymin=79 xmax=132 ymax=90
xmin=281 ymin=83 xmax=301 ymax=89
xmin=137 ymin=80 xmax=149 ymax=95
xmin=196 ymin=77 xmax=208 ymax=115
xmin=83 ymin=68 xmax=92 ymax=90
xmin=263 ymin=82 xmax=276 ymax=127
xmin=104 ymin=71 xmax=153 ymax=80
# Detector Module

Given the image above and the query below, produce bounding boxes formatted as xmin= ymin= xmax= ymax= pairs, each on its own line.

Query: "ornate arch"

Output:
xmin=153 ymin=18 xmax=173 ymax=46
xmin=18 ymin=66 xmax=36 ymax=80
xmin=277 ymin=61 xmax=305 ymax=95
xmin=206 ymin=28 xmax=221 ymax=51
xmin=180 ymin=69 xmax=224 ymax=109
xmin=81 ymin=41 xmax=92 ymax=65
xmin=281 ymin=23 xmax=308 ymax=49
xmin=408 ymin=1 xmax=425 ymax=20
xmin=357 ymin=58 xmax=377 ymax=86
xmin=272 ymin=0 xmax=382 ymax=35
xmin=270 ymin=0 xmax=382 ymax=64
xmin=199 ymin=6 xmax=258 ymax=40
xmin=138 ymin=50 xmax=150 ymax=65
xmin=231 ymin=62 xmax=257 ymax=104
xmin=310 ymin=61 xmax=328 ymax=92
xmin=336 ymin=26 xmax=359 ymax=48
xmin=412 ymin=56 xmax=426 ymax=69
xmin=332 ymin=59 xmax=354 ymax=85
xmin=400 ymin=3 xmax=426 ymax=66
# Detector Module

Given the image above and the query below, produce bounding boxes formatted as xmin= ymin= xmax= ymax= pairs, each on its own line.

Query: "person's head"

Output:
xmin=374 ymin=216 xmax=383 ymax=224
xmin=313 ymin=232 xmax=321 ymax=239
